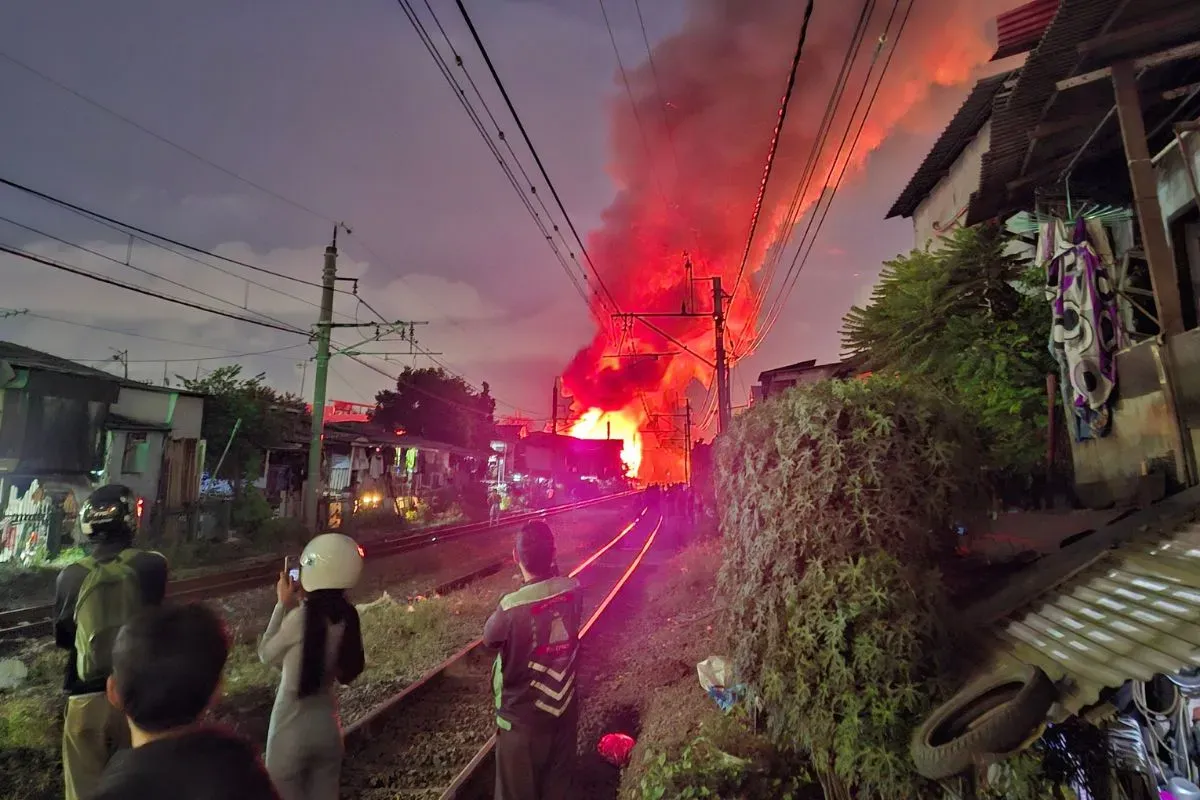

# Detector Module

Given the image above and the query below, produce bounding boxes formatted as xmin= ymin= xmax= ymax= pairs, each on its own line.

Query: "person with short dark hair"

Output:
xmin=483 ymin=520 xmax=582 ymax=800
xmin=54 ymin=484 xmax=168 ymax=800
xmin=92 ymin=603 xmax=280 ymax=800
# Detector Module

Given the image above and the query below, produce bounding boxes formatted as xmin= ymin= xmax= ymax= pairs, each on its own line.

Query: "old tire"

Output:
xmin=911 ymin=664 xmax=1056 ymax=780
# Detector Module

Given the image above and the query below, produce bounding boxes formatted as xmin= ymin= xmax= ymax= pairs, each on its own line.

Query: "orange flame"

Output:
xmin=561 ymin=0 xmax=1013 ymax=482
xmin=568 ymin=407 xmax=644 ymax=477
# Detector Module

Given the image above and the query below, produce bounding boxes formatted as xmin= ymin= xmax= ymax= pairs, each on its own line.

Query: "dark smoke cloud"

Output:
xmin=565 ymin=0 xmax=1013 ymax=423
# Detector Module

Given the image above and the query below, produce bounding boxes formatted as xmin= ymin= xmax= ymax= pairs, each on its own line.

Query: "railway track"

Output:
xmin=0 ymin=492 xmax=638 ymax=640
xmin=341 ymin=508 xmax=663 ymax=800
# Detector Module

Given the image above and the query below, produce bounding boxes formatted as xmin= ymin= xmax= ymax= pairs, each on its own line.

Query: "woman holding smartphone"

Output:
xmin=258 ymin=533 xmax=366 ymax=800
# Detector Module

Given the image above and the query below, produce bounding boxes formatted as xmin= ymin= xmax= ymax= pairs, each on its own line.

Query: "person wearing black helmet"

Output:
xmin=483 ymin=520 xmax=582 ymax=800
xmin=53 ymin=484 xmax=168 ymax=800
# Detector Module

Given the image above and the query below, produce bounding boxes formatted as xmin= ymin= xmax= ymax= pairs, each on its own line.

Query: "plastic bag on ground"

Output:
xmin=597 ymin=732 xmax=637 ymax=767
xmin=697 ymin=656 xmax=744 ymax=712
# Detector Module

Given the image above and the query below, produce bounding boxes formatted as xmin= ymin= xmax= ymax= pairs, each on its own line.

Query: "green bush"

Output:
xmin=458 ymin=482 xmax=489 ymax=522
xmin=637 ymin=737 xmax=813 ymax=800
xmin=230 ymin=487 xmax=273 ymax=534
xmin=716 ymin=377 xmax=982 ymax=798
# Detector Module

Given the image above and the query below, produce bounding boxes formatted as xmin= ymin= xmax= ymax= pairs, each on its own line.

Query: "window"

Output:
xmin=122 ymin=433 xmax=150 ymax=474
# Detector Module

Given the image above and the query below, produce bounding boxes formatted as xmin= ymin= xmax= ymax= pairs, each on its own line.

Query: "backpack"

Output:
xmin=73 ymin=550 xmax=143 ymax=683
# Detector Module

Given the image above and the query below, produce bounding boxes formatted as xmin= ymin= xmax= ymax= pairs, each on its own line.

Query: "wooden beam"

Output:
xmin=1057 ymin=39 xmax=1200 ymax=92
xmin=1029 ymin=115 xmax=1100 ymax=140
xmin=1111 ymin=60 xmax=1185 ymax=337
xmin=1077 ymin=8 xmax=1200 ymax=60
xmin=1163 ymin=81 xmax=1200 ymax=101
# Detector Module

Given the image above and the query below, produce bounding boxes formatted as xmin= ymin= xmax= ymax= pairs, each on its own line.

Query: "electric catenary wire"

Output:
xmin=733 ymin=0 xmax=876 ymax=355
xmin=0 ymin=51 xmax=334 ymax=226
xmin=743 ymin=0 xmax=875 ymax=332
xmin=748 ymin=0 xmax=914 ymax=356
xmin=0 ymin=244 xmax=307 ymax=335
xmin=454 ymin=0 xmax=623 ymax=321
xmin=393 ymin=0 xmax=604 ymax=328
xmin=0 ymin=214 xmax=304 ymax=332
xmin=596 ymin=0 xmax=671 ymax=209
xmin=416 ymin=0 xmax=595 ymax=306
xmin=728 ymin=0 xmax=816 ymax=305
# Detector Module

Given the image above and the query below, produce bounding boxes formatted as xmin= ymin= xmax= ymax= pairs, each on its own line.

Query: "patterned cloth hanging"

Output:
xmin=1041 ymin=218 xmax=1120 ymax=440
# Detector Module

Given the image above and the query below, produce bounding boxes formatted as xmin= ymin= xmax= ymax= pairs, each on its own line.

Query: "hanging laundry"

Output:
xmin=1041 ymin=217 xmax=1120 ymax=440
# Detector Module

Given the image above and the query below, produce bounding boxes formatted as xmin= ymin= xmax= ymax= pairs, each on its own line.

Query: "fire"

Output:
xmin=568 ymin=407 xmax=644 ymax=478
xmin=561 ymin=0 xmax=1014 ymax=482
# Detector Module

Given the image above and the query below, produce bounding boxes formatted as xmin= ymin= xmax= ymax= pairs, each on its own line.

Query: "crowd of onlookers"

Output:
xmin=51 ymin=482 xmax=588 ymax=800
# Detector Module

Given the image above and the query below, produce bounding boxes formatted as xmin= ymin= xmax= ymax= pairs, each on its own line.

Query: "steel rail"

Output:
xmin=437 ymin=515 xmax=663 ymax=799
xmin=0 ymin=491 xmax=638 ymax=640
xmin=336 ymin=509 xmax=662 ymax=798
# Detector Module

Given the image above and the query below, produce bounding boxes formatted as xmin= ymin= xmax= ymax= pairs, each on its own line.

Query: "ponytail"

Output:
xmin=298 ymin=590 xmax=365 ymax=698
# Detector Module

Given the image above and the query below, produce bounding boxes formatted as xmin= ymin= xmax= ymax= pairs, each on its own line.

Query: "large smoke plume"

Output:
xmin=564 ymin=0 xmax=1017 ymax=478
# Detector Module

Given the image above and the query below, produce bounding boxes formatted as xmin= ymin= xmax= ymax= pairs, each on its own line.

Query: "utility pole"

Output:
xmin=304 ymin=226 xmax=340 ymax=532
xmin=684 ymin=399 xmax=692 ymax=487
xmin=610 ymin=259 xmax=733 ymax=435
xmin=110 ymin=348 xmax=129 ymax=380
xmin=711 ymin=277 xmax=732 ymax=433
xmin=551 ymin=376 xmax=560 ymax=434
xmin=297 ymin=360 xmax=309 ymax=398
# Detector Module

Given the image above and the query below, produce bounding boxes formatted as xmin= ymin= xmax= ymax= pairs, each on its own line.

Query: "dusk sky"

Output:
xmin=0 ymin=0 xmax=1017 ymax=439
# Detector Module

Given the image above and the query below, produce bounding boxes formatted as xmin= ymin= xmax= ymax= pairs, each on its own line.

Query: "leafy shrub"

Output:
xmin=716 ymin=378 xmax=982 ymax=798
xmin=458 ymin=482 xmax=489 ymax=522
xmin=841 ymin=224 xmax=1055 ymax=479
xmin=230 ymin=487 xmax=273 ymax=534
xmin=637 ymin=737 xmax=813 ymax=800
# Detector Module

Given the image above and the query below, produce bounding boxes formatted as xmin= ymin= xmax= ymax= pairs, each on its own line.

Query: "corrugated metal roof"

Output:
xmin=886 ymin=72 xmax=1015 ymax=219
xmin=966 ymin=0 xmax=1200 ymax=226
xmin=0 ymin=340 xmax=122 ymax=383
xmin=992 ymin=0 xmax=1059 ymax=62
xmin=960 ymin=486 xmax=1200 ymax=719
xmin=967 ymin=0 xmax=1123 ymax=226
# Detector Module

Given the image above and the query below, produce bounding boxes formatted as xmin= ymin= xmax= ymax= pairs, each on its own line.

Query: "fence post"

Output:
xmin=46 ymin=505 xmax=64 ymax=560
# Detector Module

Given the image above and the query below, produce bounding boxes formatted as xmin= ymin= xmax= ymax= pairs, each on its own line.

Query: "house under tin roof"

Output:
xmin=887 ymin=71 xmax=1017 ymax=220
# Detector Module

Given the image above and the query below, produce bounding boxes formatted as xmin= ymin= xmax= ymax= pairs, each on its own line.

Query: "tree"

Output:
xmin=182 ymin=365 xmax=308 ymax=491
xmin=372 ymin=367 xmax=496 ymax=450
xmin=841 ymin=224 xmax=1055 ymax=477
xmin=715 ymin=378 xmax=982 ymax=799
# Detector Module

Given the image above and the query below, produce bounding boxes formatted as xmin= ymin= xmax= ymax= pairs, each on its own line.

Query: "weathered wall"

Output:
xmin=1069 ymin=340 xmax=1176 ymax=507
xmin=913 ymin=122 xmax=992 ymax=248
xmin=111 ymin=386 xmax=204 ymax=439
xmin=1156 ymin=132 xmax=1200 ymax=226
xmin=102 ymin=429 xmax=166 ymax=503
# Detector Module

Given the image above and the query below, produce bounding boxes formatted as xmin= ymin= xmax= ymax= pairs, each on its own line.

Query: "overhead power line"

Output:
xmin=454 ymin=0 xmax=623 ymax=319
xmin=392 ymin=0 xmax=604 ymax=328
xmin=0 ymin=309 xmax=309 ymax=356
xmin=746 ymin=0 xmax=915 ymax=357
xmin=733 ymin=0 xmax=876 ymax=357
xmin=0 ymin=176 xmax=327 ymax=290
xmin=728 ymin=0 xmax=816 ymax=305
xmin=596 ymin=0 xmax=670 ymax=207
xmin=0 ymin=50 xmax=333 ymax=225
xmin=76 ymin=344 xmax=307 ymax=364
xmin=0 ymin=244 xmax=306 ymax=335
xmin=0 ymin=213 xmax=303 ymax=331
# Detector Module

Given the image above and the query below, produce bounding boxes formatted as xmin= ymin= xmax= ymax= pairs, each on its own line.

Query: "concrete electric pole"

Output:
xmin=613 ymin=264 xmax=733 ymax=434
xmin=304 ymin=226 xmax=340 ymax=531
xmin=711 ymin=277 xmax=732 ymax=433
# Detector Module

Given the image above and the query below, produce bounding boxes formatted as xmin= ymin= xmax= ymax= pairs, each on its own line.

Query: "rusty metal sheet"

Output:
xmin=960 ymin=489 xmax=1200 ymax=719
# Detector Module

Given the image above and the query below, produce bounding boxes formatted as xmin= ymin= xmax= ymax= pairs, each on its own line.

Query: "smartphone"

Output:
xmin=284 ymin=556 xmax=300 ymax=584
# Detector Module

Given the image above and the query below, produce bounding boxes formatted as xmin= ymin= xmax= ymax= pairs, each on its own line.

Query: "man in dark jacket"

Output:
xmin=483 ymin=521 xmax=582 ymax=800
xmin=94 ymin=603 xmax=280 ymax=800
xmin=54 ymin=484 xmax=168 ymax=800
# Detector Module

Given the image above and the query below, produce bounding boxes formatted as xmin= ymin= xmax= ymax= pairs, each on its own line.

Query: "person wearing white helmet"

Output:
xmin=257 ymin=533 xmax=365 ymax=800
